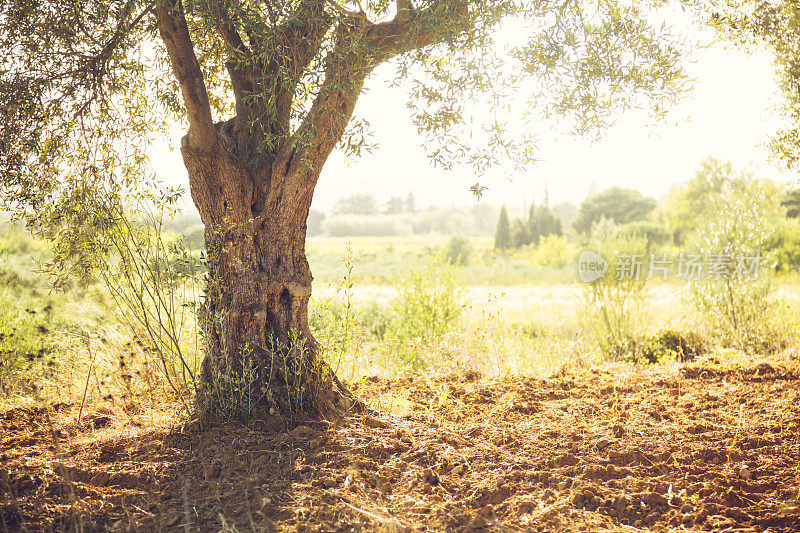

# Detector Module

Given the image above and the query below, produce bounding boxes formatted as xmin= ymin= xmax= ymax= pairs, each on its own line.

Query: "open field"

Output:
xmin=2 ymin=230 xmax=800 ymax=532
xmin=2 ymin=354 xmax=799 ymax=532
xmin=306 ymin=236 xmax=575 ymax=286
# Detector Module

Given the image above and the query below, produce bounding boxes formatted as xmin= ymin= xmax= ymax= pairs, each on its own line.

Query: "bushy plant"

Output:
xmin=73 ymin=196 xmax=207 ymax=415
xmin=614 ymin=221 xmax=671 ymax=251
xmin=202 ymin=350 xmax=262 ymax=422
xmin=532 ymin=234 xmax=575 ymax=269
xmin=687 ymin=182 xmax=780 ymax=352
xmin=636 ymin=329 xmax=706 ymax=364
xmin=386 ymin=255 xmax=464 ymax=373
xmin=360 ymin=302 xmax=392 ymax=341
xmin=310 ymin=245 xmax=364 ymax=374
xmin=0 ymin=304 xmax=54 ymax=397
xmin=766 ymin=218 xmax=800 ymax=273
xmin=582 ymin=222 xmax=650 ymax=360
xmin=445 ymin=236 xmax=472 ymax=266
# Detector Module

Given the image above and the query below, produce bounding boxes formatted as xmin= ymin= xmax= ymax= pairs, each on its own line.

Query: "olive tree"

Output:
xmin=707 ymin=1 xmax=800 ymax=169
xmin=0 ymin=0 xmax=689 ymax=420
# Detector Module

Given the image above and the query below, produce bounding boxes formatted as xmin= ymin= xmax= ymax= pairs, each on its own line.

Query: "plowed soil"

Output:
xmin=2 ymin=355 xmax=799 ymax=532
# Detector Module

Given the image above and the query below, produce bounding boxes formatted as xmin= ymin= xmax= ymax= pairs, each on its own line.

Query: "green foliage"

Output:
xmin=387 ymin=256 xmax=464 ymax=373
xmin=203 ymin=354 xmax=262 ymax=423
xmin=76 ymin=195 xmax=206 ymax=415
xmin=530 ymin=235 xmax=574 ymax=270
xmin=510 ymin=219 xmax=531 ymax=248
xmin=527 ymin=202 xmax=563 ymax=245
xmin=311 ymin=252 xmax=464 ymax=375
xmin=278 ymin=331 xmax=329 ymax=423
xmin=0 ymin=0 xmax=691 ymax=263
xmin=782 ymin=189 xmax=800 ymax=219
xmin=636 ymin=329 xmax=707 ymax=365
xmin=711 ymin=2 xmax=800 ymax=168
xmin=659 ymin=158 xmax=782 ymax=245
xmin=687 ymin=180 xmax=780 ymax=352
xmin=502 ymin=201 xmax=563 ymax=250
xmin=203 ymin=333 xmax=329 ymax=424
xmin=333 ymin=194 xmax=380 ymax=216
xmin=360 ymin=303 xmax=392 ymax=341
xmin=495 ymin=206 xmax=511 ymax=250
xmin=311 ymin=244 xmax=362 ymax=373
xmin=445 ymin=236 xmax=472 ymax=266
xmin=0 ymin=229 xmax=67 ymax=399
xmin=573 ymin=187 xmax=657 ymax=235
xmin=0 ymin=304 xmax=54 ymax=397
xmin=0 ymin=0 xmax=693 ymax=419
xmin=767 ymin=218 xmax=800 ymax=273
xmin=582 ymin=229 xmax=650 ymax=360
xmin=614 ymin=221 xmax=671 ymax=251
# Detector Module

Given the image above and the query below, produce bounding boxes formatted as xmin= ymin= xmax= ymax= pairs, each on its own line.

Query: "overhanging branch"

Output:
xmin=154 ymin=0 xmax=217 ymax=151
xmin=285 ymin=0 xmax=469 ymax=179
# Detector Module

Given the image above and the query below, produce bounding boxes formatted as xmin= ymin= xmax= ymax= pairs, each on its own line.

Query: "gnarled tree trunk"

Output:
xmin=151 ymin=0 xmax=468 ymax=423
xmin=181 ymin=129 xmax=348 ymax=420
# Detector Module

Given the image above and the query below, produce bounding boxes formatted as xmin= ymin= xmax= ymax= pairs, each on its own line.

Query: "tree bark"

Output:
xmin=181 ymin=127 xmax=349 ymax=421
xmin=153 ymin=0 xmax=468 ymax=423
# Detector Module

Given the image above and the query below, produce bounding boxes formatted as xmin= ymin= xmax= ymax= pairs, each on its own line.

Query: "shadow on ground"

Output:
xmin=2 ymin=355 xmax=800 ymax=532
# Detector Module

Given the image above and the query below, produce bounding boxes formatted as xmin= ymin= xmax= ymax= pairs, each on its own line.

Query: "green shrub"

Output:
xmin=386 ymin=256 xmax=464 ymax=373
xmin=766 ymin=218 xmax=800 ymax=273
xmin=687 ymin=183 xmax=780 ymax=352
xmin=360 ymin=302 xmax=392 ymax=341
xmin=445 ymin=236 xmax=472 ymax=266
xmin=635 ymin=329 xmax=706 ymax=364
xmin=310 ymin=244 xmax=366 ymax=375
xmin=582 ymin=224 xmax=649 ymax=360
xmin=614 ymin=221 xmax=671 ymax=251
xmin=532 ymin=234 xmax=574 ymax=269
xmin=0 ymin=304 xmax=54 ymax=397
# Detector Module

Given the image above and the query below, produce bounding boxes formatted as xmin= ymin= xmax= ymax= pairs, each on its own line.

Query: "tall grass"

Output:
xmin=91 ymin=201 xmax=204 ymax=415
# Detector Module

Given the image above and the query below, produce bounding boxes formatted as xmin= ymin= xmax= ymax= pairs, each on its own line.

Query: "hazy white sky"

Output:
xmin=150 ymin=22 xmax=796 ymax=214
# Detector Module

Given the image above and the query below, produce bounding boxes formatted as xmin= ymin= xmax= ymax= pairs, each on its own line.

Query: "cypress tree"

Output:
xmin=495 ymin=206 xmax=511 ymax=250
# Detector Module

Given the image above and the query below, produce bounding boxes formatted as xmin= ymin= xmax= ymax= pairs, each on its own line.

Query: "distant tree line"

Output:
xmin=303 ymin=192 xmax=497 ymax=238
xmin=490 ymin=158 xmax=800 ymax=275
xmin=495 ymin=202 xmax=563 ymax=250
xmin=332 ymin=193 xmax=417 ymax=216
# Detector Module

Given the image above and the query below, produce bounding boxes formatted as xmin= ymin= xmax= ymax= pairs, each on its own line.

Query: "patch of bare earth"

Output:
xmin=2 ymin=356 xmax=799 ymax=532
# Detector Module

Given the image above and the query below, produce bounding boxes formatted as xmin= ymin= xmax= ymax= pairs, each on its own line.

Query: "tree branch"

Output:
xmin=285 ymin=0 xmax=469 ymax=177
xmin=269 ymin=0 xmax=333 ymax=138
xmin=154 ymin=0 xmax=217 ymax=151
xmin=218 ymin=22 xmax=254 ymax=117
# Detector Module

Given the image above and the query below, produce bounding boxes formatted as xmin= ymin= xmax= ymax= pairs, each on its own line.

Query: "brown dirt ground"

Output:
xmin=2 ymin=355 xmax=800 ymax=532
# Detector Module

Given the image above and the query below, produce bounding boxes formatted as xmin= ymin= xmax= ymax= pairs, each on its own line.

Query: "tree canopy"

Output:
xmin=572 ymin=186 xmax=657 ymax=235
xmin=708 ymin=1 xmax=800 ymax=169
xmin=0 ymin=0 xmax=697 ymax=418
xmin=494 ymin=205 xmax=510 ymax=250
xmin=1 ymin=1 xmax=690 ymax=238
xmin=660 ymin=158 xmax=783 ymax=245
